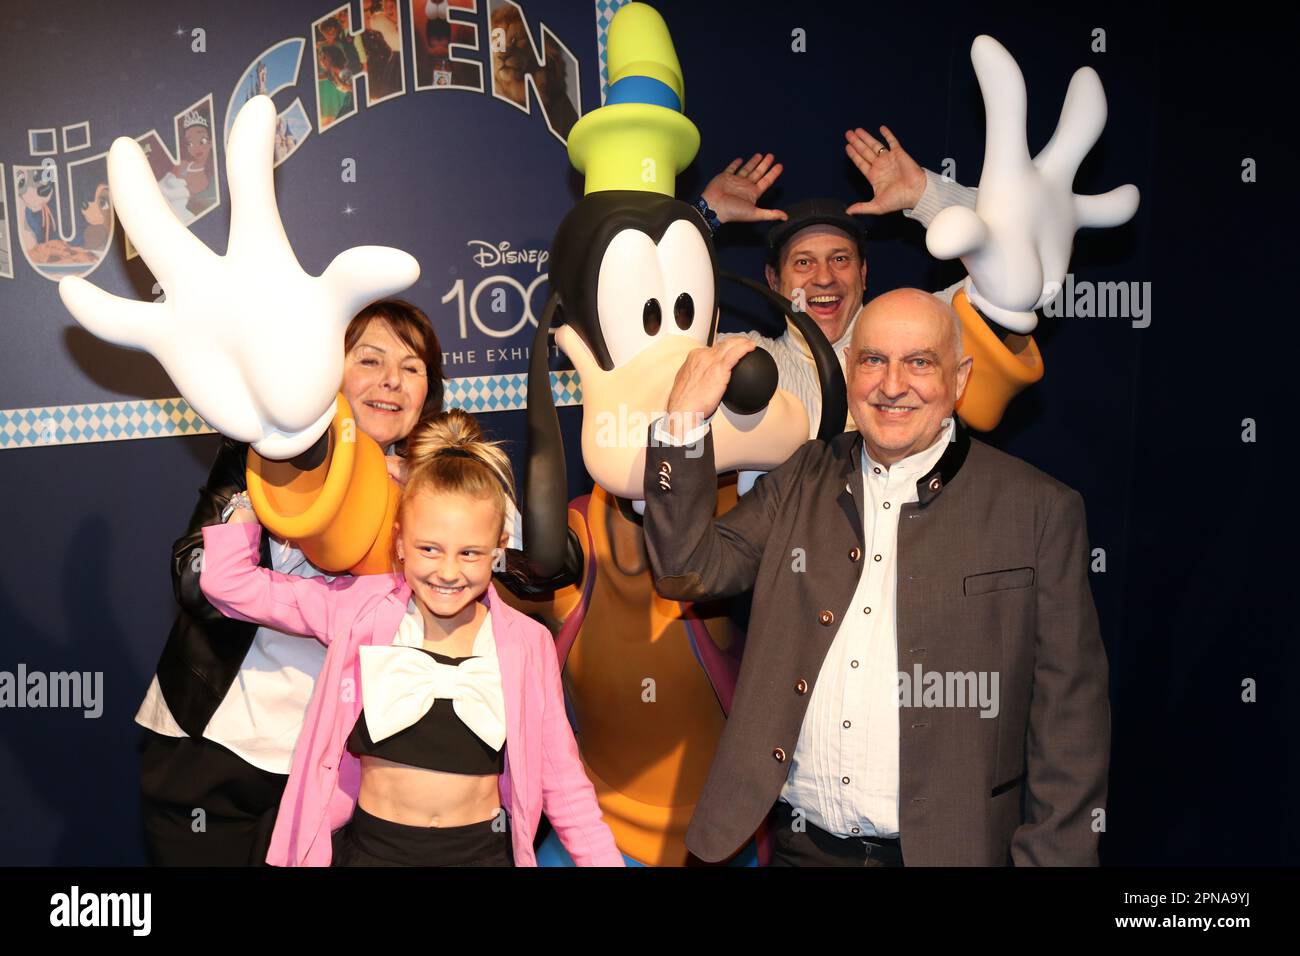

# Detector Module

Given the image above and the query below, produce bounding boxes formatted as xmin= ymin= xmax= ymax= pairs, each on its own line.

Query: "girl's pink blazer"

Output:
xmin=198 ymin=522 xmax=624 ymax=867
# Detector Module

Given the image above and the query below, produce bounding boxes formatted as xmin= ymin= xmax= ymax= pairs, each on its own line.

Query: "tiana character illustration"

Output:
xmin=154 ymin=110 xmax=216 ymax=223
xmin=174 ymin=111 xmax=215 ymax=215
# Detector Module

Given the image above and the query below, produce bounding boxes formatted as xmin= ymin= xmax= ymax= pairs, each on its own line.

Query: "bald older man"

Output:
xmin=643 ymin=289 xmax=1110 ymax=867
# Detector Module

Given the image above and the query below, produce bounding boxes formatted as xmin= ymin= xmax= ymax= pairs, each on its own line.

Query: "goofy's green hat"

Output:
xmin=566 ymin=2 xmax=700 ymax=196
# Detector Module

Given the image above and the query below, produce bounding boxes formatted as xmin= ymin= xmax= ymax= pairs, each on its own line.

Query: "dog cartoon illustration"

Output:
xmin=78 ymin=183 xmax=112 ymax=252
xmin=16 ymin=165 xmax=57 ymax=254
xmin=16 ymin=163 xmax=102 ymax=271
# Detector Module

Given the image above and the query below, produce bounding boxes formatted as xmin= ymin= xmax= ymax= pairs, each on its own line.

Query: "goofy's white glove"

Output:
xmin=926 ymin=35 xmax=1139 ymax=333
xmin=58 ymin=95 xmax=419 ymax=459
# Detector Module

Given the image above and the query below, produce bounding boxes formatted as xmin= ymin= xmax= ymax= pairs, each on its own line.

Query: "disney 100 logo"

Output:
xmin=447 ymin=241 xmax=551 ymax=340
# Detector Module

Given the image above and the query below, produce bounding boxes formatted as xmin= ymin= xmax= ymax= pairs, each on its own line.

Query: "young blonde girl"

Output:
xmin=199 ymin=409 xmax=623 ymax=866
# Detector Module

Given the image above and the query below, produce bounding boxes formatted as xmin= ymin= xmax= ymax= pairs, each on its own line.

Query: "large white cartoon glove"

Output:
xmin=58 ymin=95 xmax=420 ymax=459
xmin=926 ymin=35 xmax=1139 ymax=333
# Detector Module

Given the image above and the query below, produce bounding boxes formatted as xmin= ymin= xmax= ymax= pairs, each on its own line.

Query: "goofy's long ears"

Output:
xmin=513 ymin=291 xmax=581 ymax=585
xmin=720 ymin=272 xmax=848 ymax=441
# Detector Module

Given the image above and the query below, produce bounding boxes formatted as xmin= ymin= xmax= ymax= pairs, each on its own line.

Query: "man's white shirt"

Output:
xmin=779 ymin=419 xmax=953 ymax=837
xmin=651 ymin=414 xmax=955 ymax=839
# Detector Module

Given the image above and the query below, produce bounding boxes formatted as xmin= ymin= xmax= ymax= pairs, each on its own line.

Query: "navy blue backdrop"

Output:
xmin=0 ymin=0 xmax=1291 ymax=864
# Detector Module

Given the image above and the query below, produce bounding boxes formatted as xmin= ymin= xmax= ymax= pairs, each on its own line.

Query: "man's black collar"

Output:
xmin=837 ymin=415 xmax=972 ymax=506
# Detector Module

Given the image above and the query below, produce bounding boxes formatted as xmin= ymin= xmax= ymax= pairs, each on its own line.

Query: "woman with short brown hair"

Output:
xmin=136 ymin=299 xmax=443 ymax=865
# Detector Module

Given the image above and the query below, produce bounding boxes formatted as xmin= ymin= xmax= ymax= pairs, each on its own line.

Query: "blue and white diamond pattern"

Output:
xmin=594 ymin=0 xmax=632 ymax=104
xmin=443 ymin=370 xmax=582 ymax=414
xmin=0 ymin=372 xmax=585 ymax=449
xmin=0 ymin=398 xmax=214 ymax=449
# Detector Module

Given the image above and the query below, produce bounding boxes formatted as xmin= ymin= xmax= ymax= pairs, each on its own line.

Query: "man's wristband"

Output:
xmin=692 ymin=196 xmax=721 ymax=235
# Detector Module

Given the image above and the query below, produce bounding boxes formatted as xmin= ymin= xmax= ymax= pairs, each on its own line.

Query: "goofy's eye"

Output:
xmin=674 ymin=293 xmax=694 ymax=330
xmin=596 ymin=228 xmax=666 ymax=367
xmin=656 ymin=220 xmax=713 ymax=343
xmin=643 ymin=298 xmax=662 ymax=335
xmin=595 ymin=222 xmax=712 ymax=367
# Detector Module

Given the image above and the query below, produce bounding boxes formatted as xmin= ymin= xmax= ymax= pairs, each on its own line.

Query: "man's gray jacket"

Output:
xmin=642 ymin=418 xmax=1110 ymax=865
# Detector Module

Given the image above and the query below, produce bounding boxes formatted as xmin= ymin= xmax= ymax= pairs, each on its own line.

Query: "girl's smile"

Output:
xmin=396 ymin=488 xmax=506 ymax=642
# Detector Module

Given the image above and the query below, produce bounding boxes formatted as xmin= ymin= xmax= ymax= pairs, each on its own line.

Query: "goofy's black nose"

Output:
xmin=721 ymin=346 xmax=778 ymax=416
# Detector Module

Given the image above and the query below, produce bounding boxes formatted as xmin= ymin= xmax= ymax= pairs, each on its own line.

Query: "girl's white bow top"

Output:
xmin=357 ymin=600 xmax=507 ymax=751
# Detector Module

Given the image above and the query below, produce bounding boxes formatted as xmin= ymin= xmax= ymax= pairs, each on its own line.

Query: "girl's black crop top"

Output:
xmin=347 ymin=648 xmax=505 ymax=776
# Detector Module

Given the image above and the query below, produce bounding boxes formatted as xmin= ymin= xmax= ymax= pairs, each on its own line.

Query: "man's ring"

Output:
xmin=876 ymin=145 xmax=888 ymax=155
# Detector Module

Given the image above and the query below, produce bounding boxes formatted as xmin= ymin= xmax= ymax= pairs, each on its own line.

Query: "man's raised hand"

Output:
xmin=662 ymin=338 xmax=758 ymax=442
xmin=700 ymin=152 xmax=787 ymax=225
xmin=845 ymin=126 xmax=928 ymax=216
